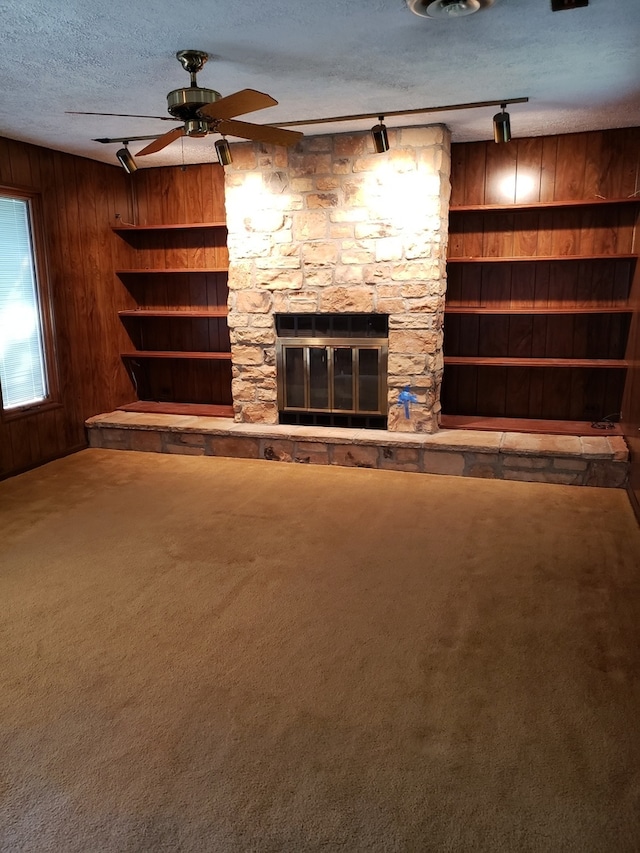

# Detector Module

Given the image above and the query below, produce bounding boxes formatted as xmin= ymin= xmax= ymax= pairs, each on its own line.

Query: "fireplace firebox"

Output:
xmin=276 ymin=314 xmax=388 ymax=429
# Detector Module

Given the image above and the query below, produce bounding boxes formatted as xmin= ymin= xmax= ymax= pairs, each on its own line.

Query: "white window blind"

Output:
xmin=0 ymin=196 xmax=48 ymax=410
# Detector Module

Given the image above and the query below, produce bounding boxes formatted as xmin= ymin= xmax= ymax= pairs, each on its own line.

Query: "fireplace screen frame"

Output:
xmin=276 ymin=337 xmax=388 ymax=417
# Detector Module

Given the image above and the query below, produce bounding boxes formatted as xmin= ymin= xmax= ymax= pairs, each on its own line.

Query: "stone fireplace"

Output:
xmin=224 ymin=124 xmax=451 ymax=433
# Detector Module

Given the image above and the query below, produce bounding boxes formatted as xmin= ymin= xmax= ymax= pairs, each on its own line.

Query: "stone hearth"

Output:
xmin=86 ymin=412 xmax=629 ymax=489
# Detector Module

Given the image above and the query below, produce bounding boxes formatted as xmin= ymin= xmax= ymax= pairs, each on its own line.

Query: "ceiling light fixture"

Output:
xmin=371 ymin=117 xmax=390 ymax=153
xmin=493 ymin=104 xmax=511 ymax=143
xmin=116 ymin=142 xmax=137 ymax=174
xmin=215 ymin=138 xmax=233 ymax=166
xmin=269 ymin=96 xmax=527 ymax=129
xmin=406 ymin=0 xmax=496 ymax=18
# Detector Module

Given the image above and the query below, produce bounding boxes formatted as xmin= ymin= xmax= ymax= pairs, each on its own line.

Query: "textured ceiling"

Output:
xmin=1 ymin=0 xmax=639 ymax=169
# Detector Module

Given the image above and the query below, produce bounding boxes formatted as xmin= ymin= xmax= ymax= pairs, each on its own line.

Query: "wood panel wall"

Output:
xmin=449 ymin=127 xmax=640 ymax=206
xmin=0 ymin=137 xmax=135 ymax=478
xmin=132 ymin=162 xmax=226 ymax=226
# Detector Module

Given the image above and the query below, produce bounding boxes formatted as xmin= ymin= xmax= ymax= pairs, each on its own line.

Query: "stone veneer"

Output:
xmin=224 ymin=125 xmax=451 ymax=432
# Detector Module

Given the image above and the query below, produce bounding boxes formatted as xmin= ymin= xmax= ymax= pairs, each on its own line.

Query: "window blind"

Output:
xmin=0 ymin=196 xmax=48 ymax=410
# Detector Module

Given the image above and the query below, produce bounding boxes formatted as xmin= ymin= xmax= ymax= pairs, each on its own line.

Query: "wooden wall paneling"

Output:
xmin=597 ymin=131 xmax=625 ymax=200
xmin=484 ymin=142 xmax=517 ymax=205
xmin=550 ymin=209 xmax=580 ymax=256
xmin=462 ymin=212 xmax=484 ymax=258
xmin=533 ymin=262 xmax=551 ymax=308
xmin=444 ymin=264 xmax=462 ymax=305
xmin=505 ymin=367 xmax=531 ymax=417
xmin=507 ymin=313 xmax=533 ymax=358
xmin=449 ymin=145 xmax=467 ymax=208
xmin=190 ymin=272 xmax=207 ymax=311
xmin=540 ymin=136 xmax=559 ymax=202
xmin=511 ymin=261 xmax=536 ymax=307
xmin=512 ymin=211 xmax=538 ymax=257
xmin=515 ymin=137 xmax=543 ymax=204
xmin=482 ymin=264 xmax=511 ymax=308
xmin=447 ymin=218 xmax=464 ymax=258
xmin=528 ymin=367 xmax=546 ymax=418
xmin=544 ymin=367 xmax=573 ymax=419
xmin=458 ymin=314 xmax=479 ymax=356
xmin=621 ymin=128 xmax=640 ymax=200
xmin=462 ymin=144 xmax=487 ymax=206
xmin=583 ymin=131 xmax=604 ymax=199
xmin=614 ymin=205 xmax=637 ymax=254
xmin=55 ymin=153 xmax=87 ymax=450
xmin=0 ymin=136 xmax=134 ymax=477
xmin=554 ymin=133 xmax=588 ymax=199
xmin=567 ymin=369 xmax=586 ymax=420
xmin=8 ymin=142 xmax=33 ymax=186
xmin=477 ymin=367 xmax=507 ymax=416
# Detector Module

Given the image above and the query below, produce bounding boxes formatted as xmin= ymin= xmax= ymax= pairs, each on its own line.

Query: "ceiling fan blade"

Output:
xmin=198 ymin=89 xmax=278 ymax=121
xmin=137 ymin=127 xmax=186 ymax=156
xmin=66 ymin=111 xmax=179 ymax=122
xmin=217 ymin=119 xmax=303 ymax=147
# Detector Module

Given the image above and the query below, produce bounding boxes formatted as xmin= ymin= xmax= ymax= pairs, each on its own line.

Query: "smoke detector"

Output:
xmin=406 ymin=0 xmax=496 ymax=18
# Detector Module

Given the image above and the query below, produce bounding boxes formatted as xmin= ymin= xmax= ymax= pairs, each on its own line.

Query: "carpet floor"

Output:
xmin=1 ymin=448 xmax=639 ymax=852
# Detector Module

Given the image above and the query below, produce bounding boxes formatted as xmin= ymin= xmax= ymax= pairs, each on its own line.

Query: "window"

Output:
xmin=0 ymin=190 xmax=54 ymax=413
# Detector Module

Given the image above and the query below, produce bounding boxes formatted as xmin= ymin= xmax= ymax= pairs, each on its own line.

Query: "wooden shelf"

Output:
xmin=447 ymin=254 xmax=637 ymax=263
xmin=116 ymin=267 xmax=228 ymax=275
xmin=444 ymin=306 xmax=632 ymax=315
xmin=121 ymin=351 xmax=232 ymax=360
xmin=118 ymin=401 xmax=234 ymax=418
xmin=118 ymin=309 xmax=228 ymax=318
xmin=113 ymin=222 xmax=227 ymax=232
xmin=450 ymin=197 xmax=640 ymax=213
xmin=444 ymin=356 xmax=628 ymax=368
xmin=440 ymin=414 xmax=623 ymax=436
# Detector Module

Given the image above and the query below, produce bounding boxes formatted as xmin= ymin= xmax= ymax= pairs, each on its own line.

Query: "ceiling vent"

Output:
xmin=551 ymin=0 xmax=588 ymax=9
xmin=406 ymin=0 xmax=496 ymax=18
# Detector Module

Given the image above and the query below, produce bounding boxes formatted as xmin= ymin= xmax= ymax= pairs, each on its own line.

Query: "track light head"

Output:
xmin=215 ymin=138 xmax=233 ymax=167
xmin=116 ymin=143 xmax=138 ymax=174
xmin=371 ymin=116 xmax=390 ymax=154
xmin=493 ymin=104 xmax=511 ymax=143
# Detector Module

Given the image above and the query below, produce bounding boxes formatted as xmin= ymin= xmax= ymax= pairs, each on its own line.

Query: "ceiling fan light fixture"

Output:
xmin=184 ymin=118 xmax=209 ymax=138
xmin=406 ymin=0 xmax=495 ymax=18
xmin=215 ymin=138 xmax=233 ymax=166
xmin=371 ymin=117 xmax=390 ymax=154
xmin=493 ymin=104 xmax=511 ymax=143
xmin=116 ymin=143 xmax=137 ymax=174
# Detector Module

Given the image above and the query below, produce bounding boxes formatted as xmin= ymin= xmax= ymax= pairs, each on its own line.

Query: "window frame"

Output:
xmin=0 ymin=185 xmax=59 ymax=421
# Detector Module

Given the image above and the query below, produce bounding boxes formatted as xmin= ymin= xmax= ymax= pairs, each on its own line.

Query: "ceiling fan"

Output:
xmin=68 ymin=49 xmax=303 ymax=156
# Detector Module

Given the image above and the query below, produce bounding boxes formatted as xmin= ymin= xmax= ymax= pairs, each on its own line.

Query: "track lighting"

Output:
xmin=215 ymin=138 xmax=233 ymax=166
xmin=493 ymin=104 xmax=511 ymax=143
xmin=371 ymin=117 xmax=389 ymax=154
xmin=116 ymin=142 xmax=137 ymax=174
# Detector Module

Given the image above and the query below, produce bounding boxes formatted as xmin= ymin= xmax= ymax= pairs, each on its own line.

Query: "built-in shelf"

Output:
xmin=447 ymin=253 xmax=637 ymax=263
xmin=444 ymin=356 xmax=628 ymax=368
xmin=113 ymin=222 xmax=227 ymax=232
xmin=440 ymin=414 xmax=623 ymax=436
xmin=121 ymin=351 xmax=232 ymax=360
xmin=116 ymin=267 xmax=229 ymax=275
xmin=449 ymin=197 xmax=640 ymax=213
xmin=118 ymin=401 xmax=234 ymax=418
xmin=118 ymin=309 xmax=228 ymax=318
xmin=114 ymin=217 xmax=233 ymax=415
xmin=444 ymin=306 xmax=632 ymax=315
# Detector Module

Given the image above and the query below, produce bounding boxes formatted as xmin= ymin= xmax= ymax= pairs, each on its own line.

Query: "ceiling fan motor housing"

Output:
xmin=167 ymin=86 xmax=221 ymax=121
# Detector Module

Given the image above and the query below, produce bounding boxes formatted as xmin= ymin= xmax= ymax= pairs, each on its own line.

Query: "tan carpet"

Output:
xmin=1 ymin=448 xmax=639 ymax=852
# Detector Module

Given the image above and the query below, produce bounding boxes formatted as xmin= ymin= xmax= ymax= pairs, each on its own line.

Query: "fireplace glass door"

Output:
xmin=278 ymin=340 xmax=387 ymax=417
